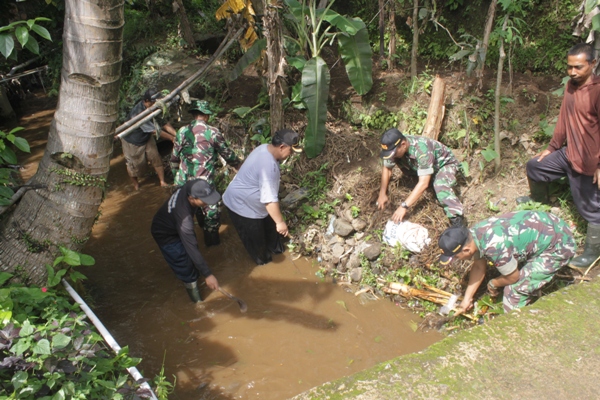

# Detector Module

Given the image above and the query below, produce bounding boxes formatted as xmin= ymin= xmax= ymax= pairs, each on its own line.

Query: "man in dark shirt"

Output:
xmin=117 ymin=88 xmax=177 ymax=190
xmin=520 ymin=43 xmax=600 ymax=270
xmin=151 ymin=179 xmax=220 ymax=303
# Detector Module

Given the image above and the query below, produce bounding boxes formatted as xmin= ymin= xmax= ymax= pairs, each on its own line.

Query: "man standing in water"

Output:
xmin=438 ymin=211 xmax=576 ymax=313
xmin=520 ymin=43 xmax=600 ymax=271
xmin=223 ymin=129 xmax=302 ymax=265
xmin=170 ymin=100 xmax=241 ymax=247
xmin=151 ymin=179 xmax=221 ymax=303
xmin=117 ymin=88 xmax=177 ymax=190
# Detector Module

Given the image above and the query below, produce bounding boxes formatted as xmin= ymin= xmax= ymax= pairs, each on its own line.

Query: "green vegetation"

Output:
xmin=0 ymin=248 xmax=173 ymax=399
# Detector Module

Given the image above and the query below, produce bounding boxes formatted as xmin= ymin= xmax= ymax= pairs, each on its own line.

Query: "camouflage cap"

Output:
xmin=188 ymin=100 xmax=212 ymax=115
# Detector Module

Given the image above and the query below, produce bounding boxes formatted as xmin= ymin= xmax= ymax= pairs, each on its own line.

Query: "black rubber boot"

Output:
xmin=449 ymin=215 xmax=466 ymax=227
xmin=203 ymin=229 xmax=220 ymax=247
xmin=184 ymin=281 xmax=202 ymax=303
xmin=516 ymin=178 xmax=549 ymax=204
xmin=570 ymin=223 xmax=600 ymax=271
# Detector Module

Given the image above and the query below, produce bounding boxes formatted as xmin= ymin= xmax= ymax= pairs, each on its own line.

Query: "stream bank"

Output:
xmin=293 ymin=277 xmax=600 ymax=399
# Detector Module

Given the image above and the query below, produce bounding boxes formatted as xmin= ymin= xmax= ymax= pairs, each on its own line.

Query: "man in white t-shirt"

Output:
xmin=223 ymin=129 xmax=302 ymax=265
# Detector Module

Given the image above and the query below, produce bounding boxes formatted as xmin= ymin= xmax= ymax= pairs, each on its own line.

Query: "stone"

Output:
xmin=351 ymin=218 xmax=367 ymax=232
xmin=355 ymin=232 xmax=365 ymax=240
xmin=345 ymin=238 xmax=356 ymax=246
xmin=362 ymin=241 xmax=382 ymax=261
xmin=281 ymin=187 xmax=309 ymax=208
xmin=337 ymin=259 xmax=348 ymax=272
xmin=333 ymin=218 xmax=354 ymax=237
xmin=350 ymin=267 xmax=362 ymax=282
xmin=346 ymin=253 xmax=361 ymax=270
xmin=331 ymin=243 xmax=345 ymax=259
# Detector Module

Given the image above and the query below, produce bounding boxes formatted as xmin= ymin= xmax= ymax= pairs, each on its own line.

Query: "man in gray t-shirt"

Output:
xmin=223 ymin=129 xmax=302 ymax=265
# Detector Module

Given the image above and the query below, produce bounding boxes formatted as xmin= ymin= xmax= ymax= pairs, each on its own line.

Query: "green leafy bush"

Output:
xmin=0 ymin=249 xmax=162 ymax=399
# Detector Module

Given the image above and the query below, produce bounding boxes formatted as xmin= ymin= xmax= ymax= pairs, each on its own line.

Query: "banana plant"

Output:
xmin=284 ymin=0 xmax=373 ymax=158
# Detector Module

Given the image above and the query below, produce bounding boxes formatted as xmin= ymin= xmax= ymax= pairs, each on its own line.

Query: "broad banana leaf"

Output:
xmin=301 ymin=57 xmax=330 ymax=158
xmin=338 ymin=20 xmax=372 ymax=95
xmin=316 ymin=9 xmax=363 ymax=35
xmin=229 ymin=38 xmax=266 ymax=82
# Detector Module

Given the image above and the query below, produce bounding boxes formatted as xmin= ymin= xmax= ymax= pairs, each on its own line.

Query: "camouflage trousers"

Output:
xmin=502 ymin=238 xmax=576 ymax=312
xmin=433 ymin=164 xmax=463 ymax=219
xmin=195 ymin=203 xmax=220 ymax=233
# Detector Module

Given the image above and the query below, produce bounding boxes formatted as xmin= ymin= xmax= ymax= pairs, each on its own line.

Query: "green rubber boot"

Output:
xmin=569 ymin=223 xmax=600 ymax=271
xmin=184 ymin=281 xmax=202 ymax=303
xmin=516 ymin=178 xmax=550 ymax=205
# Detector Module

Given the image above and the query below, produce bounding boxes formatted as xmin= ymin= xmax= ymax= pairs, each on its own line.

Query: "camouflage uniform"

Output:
xmin=171 ymin=119 xmax=240 ymax=232
xmin=471 ymin=211 xmax=576 ymax=312
xmin=384 ymin=135 xmax=463 ymax=218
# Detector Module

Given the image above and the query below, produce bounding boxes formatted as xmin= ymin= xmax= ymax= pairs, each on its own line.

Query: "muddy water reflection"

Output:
xmin=82 ymin=160 xmax=442 ymax=399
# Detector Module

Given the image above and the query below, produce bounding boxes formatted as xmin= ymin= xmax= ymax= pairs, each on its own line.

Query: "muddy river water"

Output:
xmin=9 ymin=96 xmax=442 ymax=399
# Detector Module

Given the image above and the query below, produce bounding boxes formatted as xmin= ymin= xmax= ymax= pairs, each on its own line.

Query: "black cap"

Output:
xmin=143 ymin=88 xmax=163 ymax=101
xmin=186 ymin=179 xmax=221 ymax=205
xmin=273 ymin=129 xmax=302 ymax=153
xmin=438 ymin=226 xmax=470 ymax=265
xmin=380 ymin=128 xmax=405 ymax=159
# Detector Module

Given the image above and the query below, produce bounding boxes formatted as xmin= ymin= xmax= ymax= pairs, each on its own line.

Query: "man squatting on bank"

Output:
xmin=151 ymin=179 xmax=221 ymax=303
xmin=377 ymin=128 xmax=465 ymax=227
xmin=438 ymin=211 xmax=576 ymax=313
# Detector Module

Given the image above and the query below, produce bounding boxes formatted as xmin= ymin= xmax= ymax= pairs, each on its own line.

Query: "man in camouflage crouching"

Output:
xmin=171 ymin=100 xmax=241 ymax=246
xmin=377 ymin=128 xmax=464 ymax=226
xmin=438 ymin=211 xmax=576 ymax=313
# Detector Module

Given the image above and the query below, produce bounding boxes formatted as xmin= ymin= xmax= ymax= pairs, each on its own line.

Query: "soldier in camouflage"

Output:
xmin=377 ymin=128 xmax=464 ymax=226
xmin=438 ymin=211 xmax=576 ymax=313
xmin=170 ymin=100 xmax=241 ymax=246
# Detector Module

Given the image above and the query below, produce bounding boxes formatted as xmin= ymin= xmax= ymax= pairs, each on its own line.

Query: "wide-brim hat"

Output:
xmin=188 ymin=100 xmax=212 ymax=115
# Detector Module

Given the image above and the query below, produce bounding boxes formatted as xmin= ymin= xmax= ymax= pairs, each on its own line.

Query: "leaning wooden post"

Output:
xmin=422 ymin=75 xmax=446 ymax=140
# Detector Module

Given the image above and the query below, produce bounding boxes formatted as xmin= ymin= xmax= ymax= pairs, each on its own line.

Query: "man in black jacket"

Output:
xmin=151 ymin=179 xmax=220 ymax=302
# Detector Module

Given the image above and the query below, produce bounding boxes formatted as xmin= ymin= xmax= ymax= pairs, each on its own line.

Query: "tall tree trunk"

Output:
xmin=379 ymin=0 xmax=385 ymax=58
xmin=494 ymin=15 xmax=509 ymax=172
xmin=0 ymin=0 xmax=124 ymax=284
xmin=411 ymin=0 xmax=419 ymax=79
xmin=388 ymin=0 xmax=396 ymax=70
xmin=262 ymin=0 xmax=285 ymax=134
xmin=173 ymin=0 xmax=195 ymax=47
xmin=477 ymin=0 xmax=497 ymax=91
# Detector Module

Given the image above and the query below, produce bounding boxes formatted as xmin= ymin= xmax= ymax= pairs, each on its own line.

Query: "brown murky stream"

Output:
xmin=7 ymin=94 xmax=442 ymax=399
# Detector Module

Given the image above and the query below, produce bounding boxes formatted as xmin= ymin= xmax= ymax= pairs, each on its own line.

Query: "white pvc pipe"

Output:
xmin=62 ymin=279 xmax=158 ymax=400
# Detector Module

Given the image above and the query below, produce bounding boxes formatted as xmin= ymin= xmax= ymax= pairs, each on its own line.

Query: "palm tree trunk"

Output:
xmin=0 ymin=0 xmax=124 ymax=284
